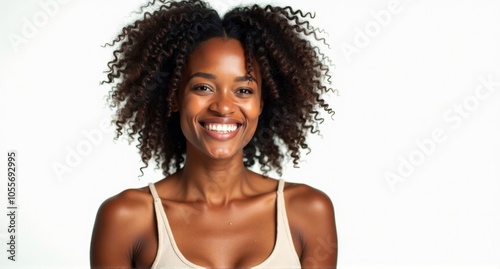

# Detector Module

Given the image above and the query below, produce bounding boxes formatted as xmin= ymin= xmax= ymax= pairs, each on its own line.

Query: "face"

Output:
xmin=177 ymin=37 xmax=263 ymax=160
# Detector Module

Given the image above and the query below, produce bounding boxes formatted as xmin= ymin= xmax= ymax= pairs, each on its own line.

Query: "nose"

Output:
xmin=209 ymin=91 xmax=236 ymax=116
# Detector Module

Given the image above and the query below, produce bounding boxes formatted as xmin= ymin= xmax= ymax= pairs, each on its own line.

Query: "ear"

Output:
xmin=259 ymin=98 xmax=264 ymax=115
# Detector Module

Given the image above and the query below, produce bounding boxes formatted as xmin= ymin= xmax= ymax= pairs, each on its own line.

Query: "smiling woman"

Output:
xmin=179 ymin=38 xmax=263 ymax=160
xmin=90 ymin=0 xmax=337 ymax=268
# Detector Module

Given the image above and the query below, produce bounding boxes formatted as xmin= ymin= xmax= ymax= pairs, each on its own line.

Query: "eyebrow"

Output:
xmin=188 ymin=72 xmax=256 ymax=83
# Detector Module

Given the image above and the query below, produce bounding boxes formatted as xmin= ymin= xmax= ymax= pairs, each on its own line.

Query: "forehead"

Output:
xmin=190 ymin=38 xmax=245 ymax=61
xmin=184 ymin=38 xmax=260 ymax=79
xmin=188 ymin=38 xmax=245 ymax=68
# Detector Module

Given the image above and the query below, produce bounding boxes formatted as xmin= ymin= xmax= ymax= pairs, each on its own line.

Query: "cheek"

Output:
xmin=179 ymin=96 xmax=204 ymax=133
xmin=242 ymin=99 xmax=262 ymax=145
xmin=181 ymin=94 xmax=209 ymax=117
xmin=240 ymin=97 xmax=262 ymax=125
xmin=236 ymin=102 xmax=259 ymax=146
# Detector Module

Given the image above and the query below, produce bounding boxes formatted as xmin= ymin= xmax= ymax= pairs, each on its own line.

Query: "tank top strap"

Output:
xmin=263 ymin=178 xmax=301 ymax=268
xmin=148 ymin=183 xmax=166 ymax=267
xmin=276 ymin=178 xmax=287 ymax=239
xmin=277 ymin=179 xmax=285 ymax=193
xmin=148 ymin=182 xmax=161 ymax=202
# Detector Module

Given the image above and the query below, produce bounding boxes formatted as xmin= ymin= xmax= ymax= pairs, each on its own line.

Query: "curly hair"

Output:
xmin=103 ymin=0 xmax=335 ymax=177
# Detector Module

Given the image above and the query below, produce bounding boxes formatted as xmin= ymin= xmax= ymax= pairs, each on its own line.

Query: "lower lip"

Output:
xmin=201 ymin=126 xmax=241 ymax=141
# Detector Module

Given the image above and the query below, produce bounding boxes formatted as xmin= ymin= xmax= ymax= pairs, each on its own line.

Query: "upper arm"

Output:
xmin=287 ymin=185 xmax=338 ymax=268
xmin=90 ymin=190 xmax=150 ymax=268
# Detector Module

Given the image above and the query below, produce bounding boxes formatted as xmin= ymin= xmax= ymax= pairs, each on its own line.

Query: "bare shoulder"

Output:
xmin=95 ymin=186 xmax=153 ymax=224
xmin=90 ymin=186 xmax=155 ymax=267
xmin=283 ymin=181 xmax=338 ymax=267
xmin=283 ymin=181 xmax=335 ymax=220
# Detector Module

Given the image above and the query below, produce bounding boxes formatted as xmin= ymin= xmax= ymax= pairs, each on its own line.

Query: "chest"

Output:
xmin=144 ymin=198 xmax=279 ymax=268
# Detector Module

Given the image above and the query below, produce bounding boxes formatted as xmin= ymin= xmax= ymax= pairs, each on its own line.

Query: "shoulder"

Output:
xmin=96 ymin=186 xmax=153 ymax=222
xmin=283 ymin=181 xmax=338 ymax=266
xmin=93 ymin=186 xmax=156 ymax=235
xmin=91 ymin=186 xmax=155 ymax=244
xmin=283 ymin=181 xmax=335 ymax=221
xmin=90 ymin=185 xmax=156 ymax=266
xmin=282 ymin=181 xmax=337 ymax=243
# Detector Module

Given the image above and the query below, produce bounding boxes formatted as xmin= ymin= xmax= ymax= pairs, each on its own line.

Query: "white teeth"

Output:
xmin=204 ymin=123 xmax=238 ymax=133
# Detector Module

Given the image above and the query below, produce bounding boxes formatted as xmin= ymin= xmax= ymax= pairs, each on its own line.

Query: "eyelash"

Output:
xmin=193 ymin=84 xmax=213 ymax=92
xmin=236 ymin=88 xmax=253 ymax=95
xmin=192 ymin=85 xmax=254 ymax=95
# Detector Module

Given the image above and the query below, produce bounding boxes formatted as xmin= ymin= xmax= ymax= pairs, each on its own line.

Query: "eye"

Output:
xmin=235 ymin=88 xmax=254 ymax=96
xmin=192 ymin=84 xmax=213 ymax=94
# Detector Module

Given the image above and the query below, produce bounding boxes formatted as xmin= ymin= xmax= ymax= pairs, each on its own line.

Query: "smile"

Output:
xmin=202 ymin=123 xmax=239 ymax=133
xmin=199 ymin=119 xmax=243 ymax=140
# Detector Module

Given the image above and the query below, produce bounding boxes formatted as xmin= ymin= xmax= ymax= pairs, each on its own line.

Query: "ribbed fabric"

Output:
xmin=148 ymin=179 xmax=302 ymax=268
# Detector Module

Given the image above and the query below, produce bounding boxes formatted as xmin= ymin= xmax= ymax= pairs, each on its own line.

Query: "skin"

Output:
xmin=90 ymin=38 xmax=337 ymax=268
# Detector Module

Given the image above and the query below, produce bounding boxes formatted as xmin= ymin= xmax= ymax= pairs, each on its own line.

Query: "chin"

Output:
xmin=206 ymin=148 xmax=239 ymax=160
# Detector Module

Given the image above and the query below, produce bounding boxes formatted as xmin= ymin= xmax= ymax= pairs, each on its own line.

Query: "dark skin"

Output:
xmin=90 ymin=38 xmax=337 ymax=268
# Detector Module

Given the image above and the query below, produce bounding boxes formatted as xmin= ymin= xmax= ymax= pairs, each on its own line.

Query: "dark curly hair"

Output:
xmin=103 ymin=0 xmax=335 ymax=177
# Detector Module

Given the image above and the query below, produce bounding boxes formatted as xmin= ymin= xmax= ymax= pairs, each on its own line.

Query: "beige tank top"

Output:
xmin=148 ymin=179 xmax=302 ymax=268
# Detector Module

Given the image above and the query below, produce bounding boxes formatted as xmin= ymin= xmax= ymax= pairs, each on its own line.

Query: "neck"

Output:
xmin=179 ymin=146 xmax=250 ymax=206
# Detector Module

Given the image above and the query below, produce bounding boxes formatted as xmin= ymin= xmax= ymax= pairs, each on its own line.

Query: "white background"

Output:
xmin=1 ymin=0 xmax=499 ymax=268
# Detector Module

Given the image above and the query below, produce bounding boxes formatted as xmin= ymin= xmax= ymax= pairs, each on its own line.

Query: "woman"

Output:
xmin=90 ymin=0 xmax=337 ymax=268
